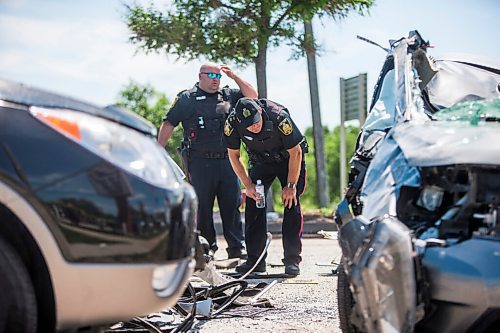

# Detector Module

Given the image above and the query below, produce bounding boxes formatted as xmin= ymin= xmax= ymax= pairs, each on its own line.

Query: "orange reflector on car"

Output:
xmin=36 ymin=114 xmax=82 ymax=141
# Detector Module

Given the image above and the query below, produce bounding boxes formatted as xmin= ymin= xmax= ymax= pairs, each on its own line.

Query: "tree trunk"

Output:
xmin=255 ymin=41 xmax=267 ymax=98
xmin=255 ymin=36 xmax=275 ymax=212
xmin=305 ymin=21 xmax=330 ymax=207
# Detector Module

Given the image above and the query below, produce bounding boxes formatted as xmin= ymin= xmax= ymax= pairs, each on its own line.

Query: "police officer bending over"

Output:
xmin=223 ymin=98 xmax=307 ymax=276
xmin=158 ymin=63 xmax=257 ymax=259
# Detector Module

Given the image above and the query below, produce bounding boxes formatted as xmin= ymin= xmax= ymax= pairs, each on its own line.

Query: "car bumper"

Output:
xmin=1 ymin=181 xmax=195 ymax=329
xmin=420 ymin=237 xmax=500 ymax=333
xmin=55 ymin=258 xmax=195 ymax=329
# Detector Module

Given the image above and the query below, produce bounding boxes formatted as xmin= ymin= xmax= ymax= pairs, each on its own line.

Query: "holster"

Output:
xmin=177 ymin=139 xmax=191 ymax=177
xmin=300 ymin=138 xmax=309 ymax=154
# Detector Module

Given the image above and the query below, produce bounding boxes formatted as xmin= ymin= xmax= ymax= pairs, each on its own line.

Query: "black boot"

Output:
xmin=227 ymin=247 xmax=248 ymax=260
xmin=235 ymin=260 xmax=266 ymax=274
xmin=285 ymin=263 xmax=300 ymax=276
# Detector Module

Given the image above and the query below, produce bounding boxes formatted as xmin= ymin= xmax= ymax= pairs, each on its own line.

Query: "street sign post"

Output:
xmin=341 ymin=73 xmax=367 ymax=123
xmin=339 ymin=73 xmax=367 ymax=196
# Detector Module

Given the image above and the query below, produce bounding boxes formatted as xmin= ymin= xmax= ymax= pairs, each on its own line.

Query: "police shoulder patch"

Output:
xmin=224 ymin=119 xmax=233 ymax=136
xmin=169 ymin=96 xmax=179 ymax=110
xmin=278 ymin=118 xmax=293 ymax=135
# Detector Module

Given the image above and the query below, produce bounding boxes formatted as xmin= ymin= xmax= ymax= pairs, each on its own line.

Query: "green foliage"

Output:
xmin=298 ymin=124 xmax=359 ymax=208
xmin=125 ymin=0 xmax=374 ymax=66
xmin=116 ymin=80 xmax=167 ymax=128
xmin=115 ymin=80 xmax=184 ymax=165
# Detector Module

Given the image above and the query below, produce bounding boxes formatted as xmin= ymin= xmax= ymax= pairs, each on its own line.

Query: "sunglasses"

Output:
xmin=200 ymin=72 xmax=222 ymax=79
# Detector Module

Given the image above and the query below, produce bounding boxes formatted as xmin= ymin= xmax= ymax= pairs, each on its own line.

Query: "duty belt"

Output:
xmin=190 ymin=151 xmax=228 ymax=159
xmin=249 ymin=151 xmax=288 ymax=164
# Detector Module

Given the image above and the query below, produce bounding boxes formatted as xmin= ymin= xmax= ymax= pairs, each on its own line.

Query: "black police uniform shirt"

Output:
xmin=223 ymin=99 xmax=304 ymax=161
xmin=164 ymin=83 xmax=243 ymax=154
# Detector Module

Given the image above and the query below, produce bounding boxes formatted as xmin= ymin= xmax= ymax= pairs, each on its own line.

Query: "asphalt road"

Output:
xmin=191 ymin=234 xmax=343 ymax=333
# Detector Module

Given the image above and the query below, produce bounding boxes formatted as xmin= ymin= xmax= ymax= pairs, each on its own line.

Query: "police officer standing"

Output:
xmin=158 ymin=63 xmax=257 ymax=259
xmin=223 ymin=98 xmax=307 ymax=276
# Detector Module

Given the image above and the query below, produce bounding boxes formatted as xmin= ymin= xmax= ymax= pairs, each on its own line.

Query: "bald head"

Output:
xmin=198 ymin=62 xmax=222 ymax=93
xmin=200 ymin=62 xmax=219 ymax=73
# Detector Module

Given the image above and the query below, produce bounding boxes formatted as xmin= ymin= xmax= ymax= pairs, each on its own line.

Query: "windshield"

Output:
xmin=433 ymin=99 xmax=500 ymax=124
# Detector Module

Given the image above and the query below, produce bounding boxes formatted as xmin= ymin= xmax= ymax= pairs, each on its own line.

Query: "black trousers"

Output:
xmin=245 ymin=159 xmax=306 ymax=265
xmin=189 ymin=157 xmax=245 ymax=252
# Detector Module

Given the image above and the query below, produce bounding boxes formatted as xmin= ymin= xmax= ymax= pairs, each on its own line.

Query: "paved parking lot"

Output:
xmin=193 ymin=235 xmax=343 ymax=332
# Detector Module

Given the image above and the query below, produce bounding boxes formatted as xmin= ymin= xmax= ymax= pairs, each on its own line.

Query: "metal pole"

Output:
xmin=305 ymin=21 xmax=330 ymax=207
xmin=358 ymin=73 xmax=367 ymax=126
xmin=339 ymin=78 xmax=347 ymax=197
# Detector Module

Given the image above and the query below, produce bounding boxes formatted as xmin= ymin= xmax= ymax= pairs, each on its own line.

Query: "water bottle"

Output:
xmin=255 ymin=180 xmax=265 ymax=209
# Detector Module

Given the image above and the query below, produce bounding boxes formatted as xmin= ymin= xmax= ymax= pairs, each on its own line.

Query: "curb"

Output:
xmin=213 ymin=212 xmax=337 ymax=237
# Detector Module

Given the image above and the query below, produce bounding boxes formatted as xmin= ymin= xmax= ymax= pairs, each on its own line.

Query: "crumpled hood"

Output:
xmin=392 ymin=120 xmax=500 ymax=166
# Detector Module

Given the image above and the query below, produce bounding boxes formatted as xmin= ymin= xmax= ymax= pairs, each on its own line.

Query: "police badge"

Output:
xmin=278 ymin=118 xmax=293 ymax=135
xmin=224 ymin=120 xmax=233 ymax=136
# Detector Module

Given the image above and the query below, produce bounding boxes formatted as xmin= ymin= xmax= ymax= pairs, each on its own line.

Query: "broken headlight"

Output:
xmin=350 ymin=215 xmax=416 ymax=333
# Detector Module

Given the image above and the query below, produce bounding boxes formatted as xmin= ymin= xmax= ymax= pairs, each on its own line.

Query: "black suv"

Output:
xmin=0 ymin=80 xmax=198 ymax=332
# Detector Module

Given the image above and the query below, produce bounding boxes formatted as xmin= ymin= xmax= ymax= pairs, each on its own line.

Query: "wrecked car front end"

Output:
xmin=339 ymin=215 xmax=417 ymax=332
xmin=336 ymin=31 xmax=500 ymax=333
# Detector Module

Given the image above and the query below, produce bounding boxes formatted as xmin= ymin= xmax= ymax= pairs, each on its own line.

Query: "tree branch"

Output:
xmin=270 ymin=0 xmax=301 ymax=33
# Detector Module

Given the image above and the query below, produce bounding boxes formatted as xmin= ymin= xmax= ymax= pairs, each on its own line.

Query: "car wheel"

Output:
xmin=0 ymin=237 xmax=37 ymax=333
xmin=337 ymin=258 xmax=360 ymax=333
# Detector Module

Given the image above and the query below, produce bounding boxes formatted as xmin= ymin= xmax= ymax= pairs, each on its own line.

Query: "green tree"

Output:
xmin=300 ymin=124 xmax=358 ymax=209
xmin=115 ymin=80 xmax=184 ymax=164
xmin=116 ymin=79 xmax=168 ymax=128
xmin=124 ymin=0 xmax=374 ymax=98
xmin=325 ymin=124 xmax=359 ymax=202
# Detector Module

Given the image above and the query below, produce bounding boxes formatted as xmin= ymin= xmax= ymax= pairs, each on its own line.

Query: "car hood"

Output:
xmin=0 ymin=79 xmax=157 ymax=136
xmin=392 ymin=120 xmax=500 ymax=167
xmin=426 ymin=54 xmax=500 ymax=109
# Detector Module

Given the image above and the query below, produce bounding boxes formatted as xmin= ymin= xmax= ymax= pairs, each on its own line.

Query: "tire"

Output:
xmin=0 ymin=237 xmax=37 ymax=333
xmin=337 ymin=258 xmax=360 ymax=333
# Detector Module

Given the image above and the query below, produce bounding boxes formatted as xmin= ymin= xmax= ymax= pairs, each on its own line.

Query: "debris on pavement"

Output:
xmin=282 ymin=279 xmax=319 ymax=284
xmin=317 ymin=230 xmax=337 ymax=239
xmin=106 ymin=233 xmax=278 ymax=332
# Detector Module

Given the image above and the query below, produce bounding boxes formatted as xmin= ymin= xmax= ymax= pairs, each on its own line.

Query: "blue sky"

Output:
xmin=0 ymin=0 xmax=498 ymax=131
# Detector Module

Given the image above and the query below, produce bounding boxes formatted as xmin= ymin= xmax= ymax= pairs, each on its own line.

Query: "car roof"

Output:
xmin=0 ymin=79 xmax=156 ymax=136
xmin=437 ymin=53 xmax=500 ymax=74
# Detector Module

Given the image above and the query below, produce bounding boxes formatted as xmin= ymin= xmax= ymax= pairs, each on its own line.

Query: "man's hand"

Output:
xmin=221 ymin=64 xmax=258 ymax=98
xmin=219 ymin=64 xmax=236 ymax=79
xmin=227 ymin=148 xmax=260 ymax=203
xmin=281 ymin=187 xmax=297 ymax=209
xmin=245 ymin=183 xmax=259 ymax=202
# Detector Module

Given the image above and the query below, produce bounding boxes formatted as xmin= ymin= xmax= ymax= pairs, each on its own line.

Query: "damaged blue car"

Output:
xmin=335 ymin=31 xmax=500 ymax=333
